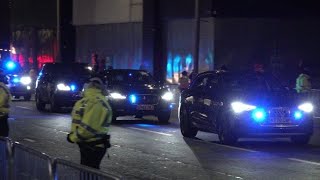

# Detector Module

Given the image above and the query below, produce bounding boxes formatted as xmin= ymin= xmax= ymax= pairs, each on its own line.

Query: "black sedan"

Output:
xmin=101 ymin=69 xmax=174 ymax=124
xmin=179 ymin=71 xmax=314 ymax=145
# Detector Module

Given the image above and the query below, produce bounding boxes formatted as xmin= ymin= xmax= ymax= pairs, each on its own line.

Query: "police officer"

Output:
xmin=296 ymin=68 xmax=311 ymax=93
xmin=0 ymin=71 xmax=10 ymax=137
xmin=67 ymin=77 xmax=112 ymax=169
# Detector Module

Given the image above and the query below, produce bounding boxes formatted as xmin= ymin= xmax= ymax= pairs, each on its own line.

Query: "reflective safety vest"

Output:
xmin=69 ymin=87 xmax=112 ymax=144
xmin=0 ymin=82 xmax=10 ymax=116
xmin=296 ymin=73 xmax=311 ymax=93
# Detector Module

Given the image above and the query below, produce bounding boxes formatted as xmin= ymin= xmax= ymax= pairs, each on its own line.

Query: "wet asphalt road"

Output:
xmin=7 ymin=100 xmax=320 ymax=180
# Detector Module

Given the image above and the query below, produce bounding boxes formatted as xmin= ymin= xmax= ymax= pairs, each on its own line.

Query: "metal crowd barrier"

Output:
xmin=0 ymin=137 xmax=11 ymax=180
xmin=53 ymin=159 xmax=122 ymax=180
xmin=12 ymin=142 xmax=53 ymax=180
xmin=0 ymin=138 xmax=122 ymax=180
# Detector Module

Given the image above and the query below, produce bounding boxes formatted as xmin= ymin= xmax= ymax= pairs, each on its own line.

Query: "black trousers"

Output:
xmin=0 ymin=115 xmax=9 ymax=137
xmin=78 ymin=143 xmax=107 ymax=169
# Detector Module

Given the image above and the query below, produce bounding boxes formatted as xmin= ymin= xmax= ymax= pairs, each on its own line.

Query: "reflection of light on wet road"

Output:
xmin=129 ymin=127 xmax=173 ymax=136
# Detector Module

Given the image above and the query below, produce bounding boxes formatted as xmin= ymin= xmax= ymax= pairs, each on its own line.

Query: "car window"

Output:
xmin=191 ymin=75 xmax=209 ymax=89
xmin=110 ymin=71 xmax=155 ymax=84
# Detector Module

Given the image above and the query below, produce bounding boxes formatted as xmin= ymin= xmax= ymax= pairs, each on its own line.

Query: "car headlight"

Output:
xmin=57 ymin=83 xmax=71 ymax=91
xmin=20 ymin=76 xmax=32 ymax=85
xmin=109 ymin=92 xmax=126 ymax=100
xmin=161 ymin=91 xmax=174 ymax=101
xmin=298 ymin=102 xmax=313 ymax=113
xmin=231 ymin=102 xmax=257 ymax=113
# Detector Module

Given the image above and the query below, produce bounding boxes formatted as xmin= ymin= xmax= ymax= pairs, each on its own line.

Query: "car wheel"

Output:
xmin=291 ymin=135 xmax=311 ymax=145
xmin=50 ymin=96 xmax=60 ymax=113
xmin=157 ymin=111 xmax=171 ymax=124
xmin=36 ymin=93 xmax=46 ymax=111
xmin=180 ymin=106 xmax=198 ymax=138
xmin=24 ymin=95 xmax=31 ymax=101
xmin=218 ymin=112 xmax=238 ymax=145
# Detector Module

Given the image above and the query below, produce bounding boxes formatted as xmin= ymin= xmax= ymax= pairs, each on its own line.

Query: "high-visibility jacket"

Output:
xmin=0 ymin=82 xmax=10 ymax=116
xmin=69 ymin=87 xmax=112 ymax=144
xmin=296 ymin=73 xmax=311 ymax=93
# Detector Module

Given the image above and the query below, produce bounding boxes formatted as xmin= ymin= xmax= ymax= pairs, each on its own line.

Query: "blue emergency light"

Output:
xmin=129 ymin=94 xmax=137 ymax=104
xmin=70 ymin=84 xmax=77 ymax=91
xmin=252 ymin=108 xmax=266 ymax=123
xmin=294 ymin=111 xmax=303 ymax=120
xmin=5 ymin=61 xmax=16 ymax=70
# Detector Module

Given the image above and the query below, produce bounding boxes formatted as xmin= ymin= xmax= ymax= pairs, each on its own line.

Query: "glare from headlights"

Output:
xmin=161 ymin=92 xmax=174 ymax=101
xmin=231 ymin=102 xmax=257 ymax=113
xmin=298 ymin=102 xmax=313 ymax=113
xmin=110 ymin=92 xmax=126 ymax=99
xmin=57 ymin=83 xmax=71 ymax=91
xmin=20 ymin=76 xmax=32 ymax=85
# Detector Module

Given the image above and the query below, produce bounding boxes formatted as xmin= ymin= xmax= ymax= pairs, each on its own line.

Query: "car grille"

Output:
xmin=266 ymin=108 xmax=293 ymax=124
xmin=135 ymin=94 xmax=159 ymax=105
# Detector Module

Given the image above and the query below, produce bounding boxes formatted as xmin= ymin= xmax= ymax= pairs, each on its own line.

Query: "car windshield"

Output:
xmin=47 ymin=64 xmax=91 ymax=77
xmin=223 ymin=73 xmax=286 ymax=92
xmin=110 ymin=71 xmax=155 ymax=84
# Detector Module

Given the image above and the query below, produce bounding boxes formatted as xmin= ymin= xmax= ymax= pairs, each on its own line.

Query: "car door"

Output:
xmin=186 ymin=75 xmax=210 ymax=126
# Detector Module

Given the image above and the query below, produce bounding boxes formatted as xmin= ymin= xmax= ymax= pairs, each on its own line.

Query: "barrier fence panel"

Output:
xmin=12 ymin=142 xmax=53 ymax=180
xmin=0 ymin=137 xmax=10 ymax=180
xmin=54 ymin=159 xmax=122 ymax=180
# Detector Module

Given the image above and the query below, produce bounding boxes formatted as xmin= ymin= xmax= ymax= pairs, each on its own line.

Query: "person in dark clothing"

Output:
xmin=0 ymin=71 xmax=10 ymax=137
xmin=92 ymin=53 xmax=99 ymax=73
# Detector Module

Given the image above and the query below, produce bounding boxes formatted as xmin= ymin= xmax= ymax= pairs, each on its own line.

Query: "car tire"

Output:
xmin=180 ymin=106 xmax=198 ymax=138
xmin=50 ymin=96 xmax=60 ymax=113
xmin=218 ymin=112 xmax=238 ymax=145
xmin=158 ymin=111 xmax=171 ymax=124
xmin=35 ymin=93 xmax=46 ymax=111
xmin=291 ymin=135 xmax=311 ymax=145
xmin=24 ymin=95 xmax=31 ymax=101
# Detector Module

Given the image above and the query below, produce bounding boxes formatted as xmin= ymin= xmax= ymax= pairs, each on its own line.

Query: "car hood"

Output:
xmin=108 ymin=83 xmax=163 ymax=94
xmin=228 ymin=90 xmax=306 ymax=108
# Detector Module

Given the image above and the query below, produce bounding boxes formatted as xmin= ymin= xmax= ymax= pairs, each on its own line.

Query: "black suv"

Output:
xmin=35 ymin=63 xmax=91 ymax=112
xmin=179 ymin=71 xmax=314 ymax=145
xmin=100 ymin=69 xmax=174 ymax=124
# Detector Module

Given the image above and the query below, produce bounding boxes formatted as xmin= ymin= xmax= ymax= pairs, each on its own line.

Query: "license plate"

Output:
xmin=137 ymin=105 xmax=154 ymax=111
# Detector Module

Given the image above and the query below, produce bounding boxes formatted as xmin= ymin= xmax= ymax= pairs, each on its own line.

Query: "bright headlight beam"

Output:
xmin=57 ymin=83 xmax=71 ymax=91
xmin=20 ymin=76 xmax=32 ymax=85
xmin=231 ymin=102 xmax=256 ymax=113
xmin=161 ymin=92 xmax=174 ymax=101
xmin=110 ymin=92 xmax=126 ymax=99
xmin=298 ymin=102 xmax=313 ymax=113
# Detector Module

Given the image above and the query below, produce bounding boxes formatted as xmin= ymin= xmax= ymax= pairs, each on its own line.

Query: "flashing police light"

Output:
xmin=12 ymin=77 xmax=20 ymax=83
xmin=294 ymin=111 xmax=303 ymax=120
xmin=70 ymin=84 xmax=76 ymax=91
xmin=252 ymin=108 xmax=266 ymax=123
xmin=129 ymin=94 xmax=137 ymax=104
xmin=5 ymin=61 xmax=16 ymax=70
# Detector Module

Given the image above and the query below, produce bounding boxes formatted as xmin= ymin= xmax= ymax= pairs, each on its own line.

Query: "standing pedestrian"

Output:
xmin=179 ymin=71 xmax=189 ymax=92
xmin=0 ymin=71 xmax=10 ymax=137
xmin=67 ymin=77 xmax=112 ymax=169
xmin=91 ymin=53 xmax=99 ymax=73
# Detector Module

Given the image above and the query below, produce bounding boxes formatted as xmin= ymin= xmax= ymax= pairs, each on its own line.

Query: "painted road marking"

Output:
xmin=16 ymin=106 xmax=33 ymax=110
xmin=129 ymin=127 xmax=173 ymax=136
xmin=288 ymin=158 xmax=320 ymax=166
xmin=23 ymin=138 xmax=36 ymax=143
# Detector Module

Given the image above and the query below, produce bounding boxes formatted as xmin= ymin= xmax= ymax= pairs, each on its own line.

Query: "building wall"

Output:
xmin=75 ymin=23 xmax=142 ymax=69
xmin=165 ymin=18 xmax=214 ymax=83
xmin=73 ymin=0 xmax=142 ymax=25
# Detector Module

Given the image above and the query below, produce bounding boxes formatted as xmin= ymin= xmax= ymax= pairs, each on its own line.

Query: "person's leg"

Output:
xmin=0 ymin=115 xmax=9 ymax=137
xmin=79 ymin=144 xmax=106 ymax=169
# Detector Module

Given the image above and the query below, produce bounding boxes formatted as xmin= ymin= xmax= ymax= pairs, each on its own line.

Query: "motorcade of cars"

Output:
xmin=100 ymin=69 xmax=174 ymax=124
xmin=35 ymin=63 xmax=92 ymax=112
xmin=179 ymin=70 xmax=314 ymax=145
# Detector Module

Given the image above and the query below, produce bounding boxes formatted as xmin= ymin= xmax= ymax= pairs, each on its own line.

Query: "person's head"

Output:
xmin=85 ymin=76 xmax=107 ymax=95
xmin=182 ymin=71 xmax=188 ymax=76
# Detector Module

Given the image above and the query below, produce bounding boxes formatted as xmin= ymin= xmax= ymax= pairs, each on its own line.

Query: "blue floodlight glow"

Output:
xmin=169 ymin=104 xmax=174 ymax=109
xmin=70 ymin=84 xmax=76 ymax=91
xmin=129 ymin=94 xmax=137 ymax=104
xmin=252 ymin=108 xmax=266 ymax=123
xmin=294 ymin=111 xmax=303 ymax=120
xmin=5 ymin=61 xmax=16 ymax=70
xmin=13 ymin=77 xmax=20 ymax=83
xmin=129 ymin=73 xmax=132 ymax=77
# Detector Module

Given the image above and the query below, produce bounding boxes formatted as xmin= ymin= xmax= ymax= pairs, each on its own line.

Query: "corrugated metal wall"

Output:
xmin=75 ymin=22 xmax=143 ymax=69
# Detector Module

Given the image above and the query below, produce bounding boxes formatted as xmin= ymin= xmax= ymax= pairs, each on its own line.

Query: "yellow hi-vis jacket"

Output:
xmin=296 ymin=73 xmax=311 ymax=93
xmin=0 ymin=82 xmax=10 ymax=116
xmin=69 ymin=87 xmax=112 ymax=144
